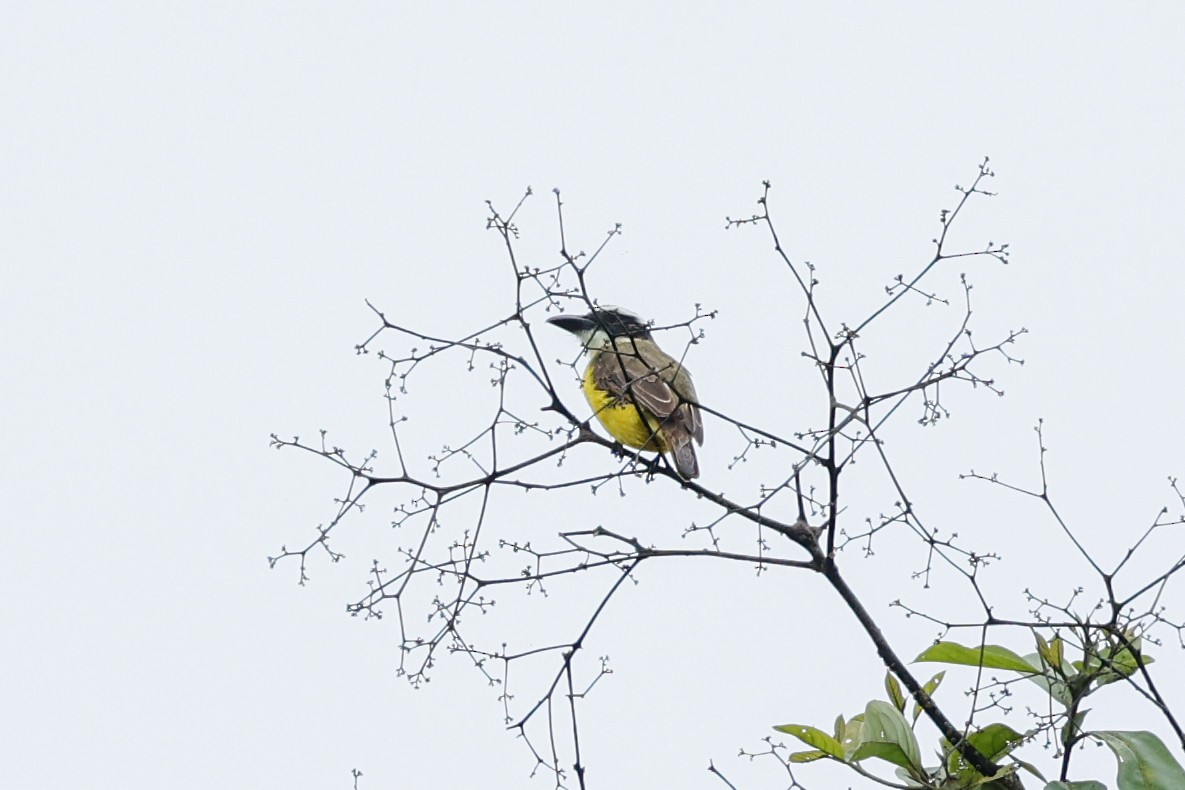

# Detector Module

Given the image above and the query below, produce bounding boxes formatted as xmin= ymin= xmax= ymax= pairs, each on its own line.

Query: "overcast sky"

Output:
xmin=4 ymin=4 xmax=1184 ymax=789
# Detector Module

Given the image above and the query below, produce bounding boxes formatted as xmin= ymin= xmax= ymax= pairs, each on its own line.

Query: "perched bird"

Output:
xmin=547 ymin=306 xmax=704 ymax=479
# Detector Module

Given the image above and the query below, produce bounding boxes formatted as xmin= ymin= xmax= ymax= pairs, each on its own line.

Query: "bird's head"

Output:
xmin=546 ymin=306 xmax=652 ymax=351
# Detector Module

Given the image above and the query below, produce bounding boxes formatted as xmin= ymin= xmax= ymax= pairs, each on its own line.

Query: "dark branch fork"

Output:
xmin=272 ymin=161 xmax=1183 ymax=788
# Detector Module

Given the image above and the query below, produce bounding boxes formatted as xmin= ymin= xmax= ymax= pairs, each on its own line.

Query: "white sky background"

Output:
xmin=4 ymin=4 xmax=1185 ymax=789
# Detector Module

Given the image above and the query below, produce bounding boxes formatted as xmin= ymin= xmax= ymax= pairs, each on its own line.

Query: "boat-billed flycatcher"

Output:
xmin=547 ymin=307 xmax=704 ymax=479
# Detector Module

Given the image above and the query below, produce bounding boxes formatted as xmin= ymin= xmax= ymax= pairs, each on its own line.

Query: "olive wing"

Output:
xmin=596 ymin=348 xmax=701 ymax=444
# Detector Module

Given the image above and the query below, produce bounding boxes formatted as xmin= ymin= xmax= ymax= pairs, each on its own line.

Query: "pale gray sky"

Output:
xmin=4 ymin=4 xmax=1184 ymax=789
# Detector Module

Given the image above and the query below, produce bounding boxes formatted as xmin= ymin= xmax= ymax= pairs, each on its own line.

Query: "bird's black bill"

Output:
xmin=546 ymin=314 xmax=596 ymax=335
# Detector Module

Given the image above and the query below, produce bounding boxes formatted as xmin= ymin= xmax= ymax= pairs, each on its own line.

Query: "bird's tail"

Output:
xmin=670 ymin=440 xmax=699 ymax=479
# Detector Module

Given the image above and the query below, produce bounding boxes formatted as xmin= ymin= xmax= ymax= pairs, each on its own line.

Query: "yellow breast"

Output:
xmin=582 ymin=361 xmax=668 ymax=452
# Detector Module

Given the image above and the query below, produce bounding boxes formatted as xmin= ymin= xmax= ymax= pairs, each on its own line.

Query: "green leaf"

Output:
xmin=1044 ymin=782 xmax=1107 ymax=790
xmin=935 ymin=764 xmax=1021 ymax=788
xmin=1016 ymin=759 xmax=1047 ymax=781
xmin=885 ymin=671 xmax=907 ymax=713
xmin=915 ymin=641 xmax=1040 ymax=673
xmin=1096 ymin=731 xmax=1185 ymax=790
xmin=967 ymin=763 xmax=1019 ymax=787
xmin=1022 ymin=651 xmax=1076 ymax=706
xmin=849 ymin=700 xmax=923 ymax=776
xmin=1036 ymin=634 xmax=1065 ymax=672
xmin=967 ymin=723 xmax=1025 ymax=762
xmin=851 ymin=741 xmax=919 ymax=775
xmin=838 ymin=714 xmax=865 ymax=759
xmin=1093 ymin=645 xmax=1155 ymax=688
xmin=944 ymin=724 xmax=1025 ymax=781
xmin=787 ymin=749 xmax=829 ymax=763
xmin=913 ymin=671 xmax=946 ymax=724
xmin=772 ymin=724 xmax=845 ymax=760
xmin=1061 ymin=709 xmax=1091 ymax=747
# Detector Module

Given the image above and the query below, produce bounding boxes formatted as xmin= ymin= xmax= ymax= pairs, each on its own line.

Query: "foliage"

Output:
xmin=781 ymin=637 xmax=1185 ymax=788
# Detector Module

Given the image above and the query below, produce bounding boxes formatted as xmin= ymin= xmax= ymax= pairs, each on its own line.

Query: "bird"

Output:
xmin=547 ymin=306 xmax=703 ymax=479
